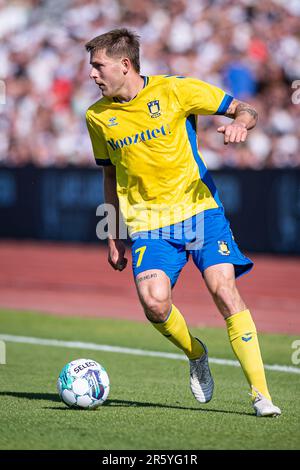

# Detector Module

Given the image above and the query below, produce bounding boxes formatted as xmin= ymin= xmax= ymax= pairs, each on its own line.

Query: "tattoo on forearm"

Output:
xmin=225 ymin=100 xmax=258 ymax=122
xmin=137 ymin=273 xmax=158 ymax=283
xmin=235 ymin=103 xmax=258 ymax=121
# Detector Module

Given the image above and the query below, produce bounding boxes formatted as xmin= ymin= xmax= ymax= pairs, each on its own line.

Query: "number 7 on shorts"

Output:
xmin=135 ymin=245 xmax=147 ymax=268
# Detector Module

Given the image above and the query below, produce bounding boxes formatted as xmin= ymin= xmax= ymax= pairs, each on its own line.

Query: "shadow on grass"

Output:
xmin=0 ymin=391 xmax=61 ymax=402
xmin=0 ymin=391 xmax=253 ymax=417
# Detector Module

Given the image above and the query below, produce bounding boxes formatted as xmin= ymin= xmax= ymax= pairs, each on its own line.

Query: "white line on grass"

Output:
xmin=0 ymin=334 xmax=299 ymax=375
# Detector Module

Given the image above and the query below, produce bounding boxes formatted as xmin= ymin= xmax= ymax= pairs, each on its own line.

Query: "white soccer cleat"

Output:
xmin=251 ymin=387 xmax=281 ymax=417
xmin=189 ymin=339 xmax=214 ymax=403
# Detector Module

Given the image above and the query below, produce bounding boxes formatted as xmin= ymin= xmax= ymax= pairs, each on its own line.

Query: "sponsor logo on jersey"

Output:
xmin=106 ymin=124 xmax=171 ymax=151
xmin=108 ymin=117 xmax=118 ymax=127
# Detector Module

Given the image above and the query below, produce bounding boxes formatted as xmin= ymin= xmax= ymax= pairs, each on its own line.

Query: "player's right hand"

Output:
xmin=107 ymin=238 xmax=128 ymax=271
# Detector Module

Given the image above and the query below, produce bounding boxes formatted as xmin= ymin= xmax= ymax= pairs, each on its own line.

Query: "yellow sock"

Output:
xmin=226 ymin=309 xmax=271 ymax=400
xmin=151 ymin=304 xmax=205 ymax=360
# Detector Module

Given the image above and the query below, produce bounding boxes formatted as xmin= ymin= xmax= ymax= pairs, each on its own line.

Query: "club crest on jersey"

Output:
xmin=147 ymin=100 xmax=161 ymax=118
xmin=218 ymin=240 xmax=230 ymax=256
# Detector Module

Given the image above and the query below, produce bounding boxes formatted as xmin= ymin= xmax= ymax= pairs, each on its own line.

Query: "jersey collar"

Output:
xmin=112 ymin=76 xmax=149 ymax=103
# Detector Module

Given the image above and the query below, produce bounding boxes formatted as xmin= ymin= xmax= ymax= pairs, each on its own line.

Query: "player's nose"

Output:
xmin=89 ymin=67 xmax=98 ymax=79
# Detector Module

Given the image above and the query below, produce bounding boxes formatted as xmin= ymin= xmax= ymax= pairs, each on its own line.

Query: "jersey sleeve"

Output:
xmin=86 ymin=111 xmax=113 ymax=166
xmin=172 ymin=76 xmax=233 ymax=116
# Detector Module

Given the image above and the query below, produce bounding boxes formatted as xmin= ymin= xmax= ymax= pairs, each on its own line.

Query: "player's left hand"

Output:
xmin=217 ymin=122 xmax=248 ymax=145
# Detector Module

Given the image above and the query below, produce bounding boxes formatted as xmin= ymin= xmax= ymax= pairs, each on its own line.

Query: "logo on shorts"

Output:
xmin=218 ymin=240 xmax=230 ymax=256
xmin=147 ymin=100 xmax=161 ymax=118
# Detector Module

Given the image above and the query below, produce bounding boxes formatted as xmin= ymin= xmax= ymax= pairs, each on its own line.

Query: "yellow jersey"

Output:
xmin=86 ymin=75 xmax=233 ymax=236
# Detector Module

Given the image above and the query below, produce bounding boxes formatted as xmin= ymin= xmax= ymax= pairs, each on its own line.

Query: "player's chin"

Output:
xmin=101 ymin=88 xmax=112 ymax=98
xmin=98 ymin=86 xmax=107 ymax=96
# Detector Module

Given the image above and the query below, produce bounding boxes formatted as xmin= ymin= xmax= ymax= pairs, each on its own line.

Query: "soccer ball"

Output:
xmin=57 ymin=358 xmax=110 ymax=409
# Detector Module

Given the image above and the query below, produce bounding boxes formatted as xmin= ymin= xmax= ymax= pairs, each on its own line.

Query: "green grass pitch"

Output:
xmin=0 ymin=309 xmax=299 ymax=450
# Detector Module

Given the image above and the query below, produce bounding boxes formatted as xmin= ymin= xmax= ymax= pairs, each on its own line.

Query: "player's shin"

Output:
xmin=151 ymin=304 xmax=204 ymax=360
xmin=226 ymin=309 xmax=271 ymax=401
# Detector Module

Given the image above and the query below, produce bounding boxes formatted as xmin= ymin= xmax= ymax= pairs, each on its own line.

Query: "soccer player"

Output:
xmin=85 ymin=28 xmax=281 ymax=417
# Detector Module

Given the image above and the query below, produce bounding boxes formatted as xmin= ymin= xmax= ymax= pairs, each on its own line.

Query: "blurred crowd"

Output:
xmin=1 ymin=0 xmax=300 ymax=169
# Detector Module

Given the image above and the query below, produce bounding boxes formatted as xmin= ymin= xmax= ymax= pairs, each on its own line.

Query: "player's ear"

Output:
xmin=121 ymin=58 xmax=130 ymax=74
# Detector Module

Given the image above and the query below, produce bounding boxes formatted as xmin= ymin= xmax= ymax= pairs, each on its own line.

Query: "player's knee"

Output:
xmin=141 ymin=291 xmax=171 ymax=323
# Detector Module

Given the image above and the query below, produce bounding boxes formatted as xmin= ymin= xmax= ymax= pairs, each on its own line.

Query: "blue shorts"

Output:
xmin=131 ymin=208 xmax=253 ymax=288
